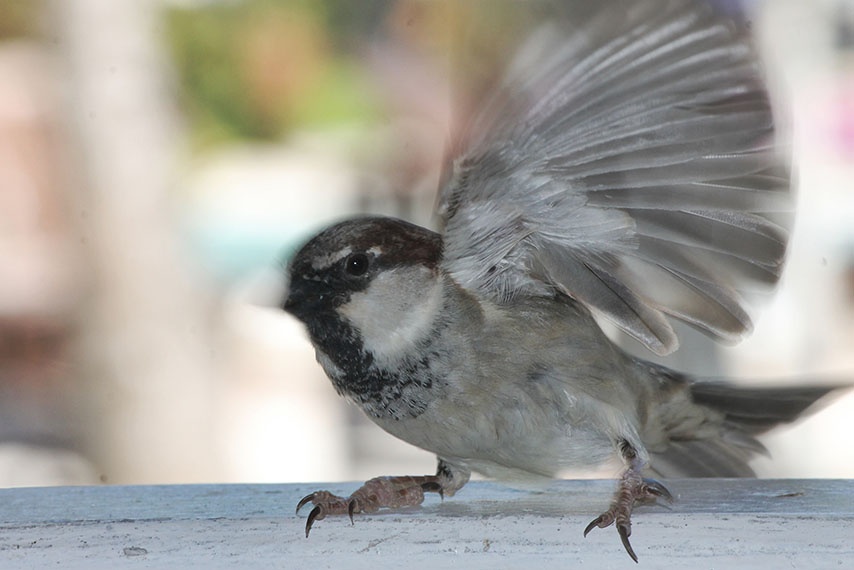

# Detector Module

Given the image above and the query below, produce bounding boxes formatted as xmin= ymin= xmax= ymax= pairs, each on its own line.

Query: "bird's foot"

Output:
xmin=296 ymin=475 xmax=444 ymax=537
xmin=583 ymin=470 xmax=672 ymax=563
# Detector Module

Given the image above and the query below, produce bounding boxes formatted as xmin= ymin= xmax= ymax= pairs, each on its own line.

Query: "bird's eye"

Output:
xmin=344 ymin=253 xmax=370 ymax=277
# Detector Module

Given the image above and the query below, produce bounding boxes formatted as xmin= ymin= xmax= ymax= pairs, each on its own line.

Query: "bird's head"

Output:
xmin=283 ymin=216 xmax=445 ymax=371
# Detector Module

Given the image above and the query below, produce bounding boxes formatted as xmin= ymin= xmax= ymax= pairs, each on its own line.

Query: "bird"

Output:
xmin=280 ymin=0 xmax=843 ymax=562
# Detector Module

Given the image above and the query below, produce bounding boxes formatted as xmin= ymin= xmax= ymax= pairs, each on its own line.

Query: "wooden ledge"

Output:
xmin=0 ymin=479 xmax=851 ymax=568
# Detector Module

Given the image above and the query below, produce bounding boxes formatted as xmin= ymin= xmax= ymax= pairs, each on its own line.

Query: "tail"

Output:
xmin=689 ymin=382 xmax=840 ymax=435
xmin=646 ymin=375 xmax=845 ymax=478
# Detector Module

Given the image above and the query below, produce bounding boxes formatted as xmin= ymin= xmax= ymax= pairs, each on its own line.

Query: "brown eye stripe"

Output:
xmin=302 ymin=217 xmax=443 ymax=272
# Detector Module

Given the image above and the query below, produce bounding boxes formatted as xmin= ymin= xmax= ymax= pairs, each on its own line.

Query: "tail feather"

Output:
xmin=647 ymin=376 xmax=846 ymax=478
xmin=649 ymin=439 xmax=756 ymax=478
xmin=689 ymin=381 xmax=842 ymax=434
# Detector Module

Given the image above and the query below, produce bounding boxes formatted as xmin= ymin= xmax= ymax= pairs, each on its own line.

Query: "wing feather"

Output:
xmin=438 ymin=0 xmax=789 ymax=355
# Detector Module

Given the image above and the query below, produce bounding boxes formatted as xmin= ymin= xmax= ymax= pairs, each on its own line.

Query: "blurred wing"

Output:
xmin=438 ymin=0 xmax=789 ymax=355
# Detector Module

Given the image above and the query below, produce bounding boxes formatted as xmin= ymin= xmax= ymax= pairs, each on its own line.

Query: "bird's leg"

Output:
xmin=583 ymin=440 xmax=673 ymax=563
xmin=296 ymin=459 xmax=469 ymax=537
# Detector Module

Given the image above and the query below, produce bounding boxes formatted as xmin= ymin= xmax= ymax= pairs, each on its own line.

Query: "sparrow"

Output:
xmin=281 ymin=0 xmax=842 ymax=562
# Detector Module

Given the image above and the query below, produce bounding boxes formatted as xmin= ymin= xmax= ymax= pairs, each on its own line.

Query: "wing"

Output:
xmin=437 ymin=0 xmax=789 ymax=355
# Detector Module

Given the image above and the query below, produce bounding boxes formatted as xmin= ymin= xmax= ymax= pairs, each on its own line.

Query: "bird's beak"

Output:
xmin=281 ymin=277 xmax=321 ymax=320
xmin=282 ymin=288 xmax=299 ymax=314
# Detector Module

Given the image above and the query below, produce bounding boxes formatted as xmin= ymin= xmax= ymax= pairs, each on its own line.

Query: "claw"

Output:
xmin=618 ymin=523 xmax=638 ymax=563
xmin=643 ymin=478 xmax=673 ymax=503
xmin=305 ymin=505 xmax=323 ymax=538
xmin=296 ymin=492 xmax=316 ymax=515
xmin=421 ymin=481 xmax=444 ymax=500
xmin=347 ymin=498 xmax=357 ymax=524
xmin=583 ymin=514 xmax=608 ymax=537
xmin=583 ymin=519 xmax=596 ymax=537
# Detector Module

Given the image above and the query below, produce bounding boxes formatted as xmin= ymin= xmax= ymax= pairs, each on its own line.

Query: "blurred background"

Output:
xmin=0 ymin=0 xmax=852 ymax=488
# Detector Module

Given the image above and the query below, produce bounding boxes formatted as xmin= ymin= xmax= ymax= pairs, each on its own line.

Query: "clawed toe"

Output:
xmin=584 ymin=506 xmax=639 ymax=563
xmin=642 ymin=478 xmax=673 ymax=504
xmin=296 ymin=492 xmax=318 ymax=515
xmin=421 ymin=480 xmax=444 ymax=499
xmin=295 ymin=490 xmax=350 ymax=537
xmin=305 ymin=505 xmax=324 ymax=538
xmin=583 ymin=513 xmax=611 ymax=537
xmin=347 ymin=498 xmax=360 ymax=524
xmin=617 ymin=522 xmax=637 ymax=563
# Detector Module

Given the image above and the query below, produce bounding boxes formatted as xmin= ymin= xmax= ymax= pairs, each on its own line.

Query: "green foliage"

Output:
xmin=166 ymin=0 xmax=382 ymax=149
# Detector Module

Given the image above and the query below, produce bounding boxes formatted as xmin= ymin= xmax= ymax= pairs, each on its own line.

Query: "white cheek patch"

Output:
xmin=340 ymin=266 xmax=442 ymax=364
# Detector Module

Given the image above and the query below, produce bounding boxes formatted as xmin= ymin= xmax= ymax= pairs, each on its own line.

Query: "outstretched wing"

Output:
xmin=437 ymin=0 xmax=789 ymax=355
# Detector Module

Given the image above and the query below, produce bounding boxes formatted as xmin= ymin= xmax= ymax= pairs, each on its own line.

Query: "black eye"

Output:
xmin=344 ymin=252 xmax=370 ymax=277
